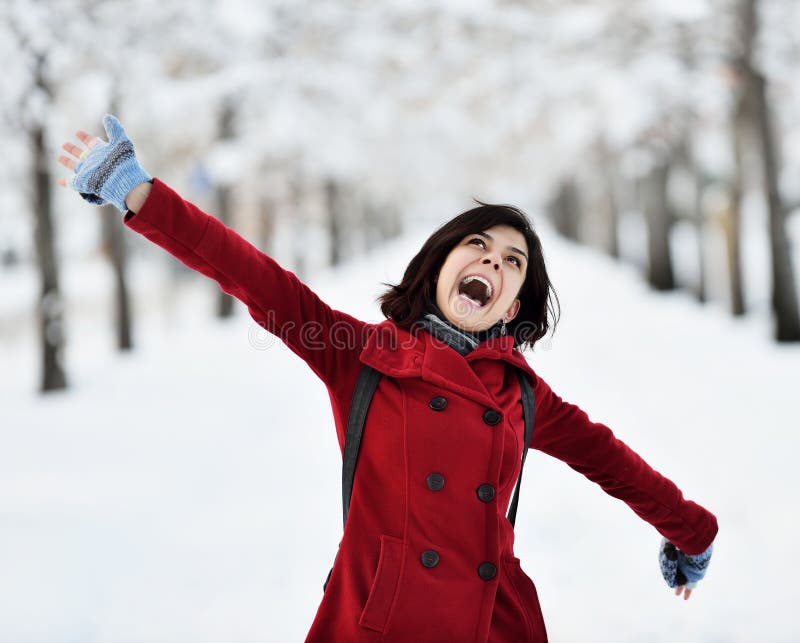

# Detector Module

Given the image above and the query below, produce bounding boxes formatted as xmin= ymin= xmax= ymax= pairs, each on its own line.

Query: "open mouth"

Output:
xmin=457 ymin=275 xmax=493 ymax=308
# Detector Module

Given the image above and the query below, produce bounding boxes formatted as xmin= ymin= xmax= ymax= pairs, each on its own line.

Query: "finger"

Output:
xmin=684 ymin=588 xmax=692 ymax=601
xmin=57 ymin=155 xmax=76 ymax=171
xmin=62 ymin=142 xmax=85 ymax=159
xmin=76 ymin=130 xmax=98 ymax=147
xmin=675 ymin=586 xmax=683 ymax=596
xmin=102 ymin=114 xmax=126 ymax=143
xmin=57 ymin=178 xmax=67 ymax=187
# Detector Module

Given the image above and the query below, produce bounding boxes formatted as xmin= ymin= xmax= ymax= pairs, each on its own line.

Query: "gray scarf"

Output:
xmin=418 ymin=307 xmax=503 ymax=356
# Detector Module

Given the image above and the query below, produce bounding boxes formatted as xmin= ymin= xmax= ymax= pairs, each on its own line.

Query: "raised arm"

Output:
xmin=57 ymin=115 xmax=366 ymax=389
xmin=124 ymin=178 xmax=366 ymax=385
xmin=530 ymin=374 xmax=718 ymax=556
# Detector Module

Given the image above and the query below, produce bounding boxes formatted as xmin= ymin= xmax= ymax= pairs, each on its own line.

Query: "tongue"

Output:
xmin=460 ymin=292 xmax=483 ymax=306
xmin=459 ymin=280 xmax=488 ymax=306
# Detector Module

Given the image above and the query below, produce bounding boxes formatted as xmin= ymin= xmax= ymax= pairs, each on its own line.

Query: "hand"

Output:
xmin=659 ymin=538 xmax=713 ymax=601
xmin=56 ymin=114 xmax=152 ymax=212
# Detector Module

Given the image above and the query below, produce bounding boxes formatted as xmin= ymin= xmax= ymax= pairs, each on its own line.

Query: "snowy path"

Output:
xmin=1 ymin=221 xmax=797 ymax=642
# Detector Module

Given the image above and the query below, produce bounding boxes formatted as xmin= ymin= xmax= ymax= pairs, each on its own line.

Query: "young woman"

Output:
xmin=58 ymin=115 xmax=717 ymax=642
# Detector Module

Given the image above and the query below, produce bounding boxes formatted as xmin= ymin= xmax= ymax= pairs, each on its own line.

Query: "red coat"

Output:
xmin=125 ymin=179 xmax=718 ymax=643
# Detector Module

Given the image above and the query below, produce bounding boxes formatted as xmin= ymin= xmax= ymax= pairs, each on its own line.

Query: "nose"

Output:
xmin=482 ymin=257 xmax=500 ymax=271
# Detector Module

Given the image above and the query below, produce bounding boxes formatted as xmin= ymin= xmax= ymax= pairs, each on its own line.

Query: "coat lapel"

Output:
xmin=359 ymin=321 xmax=537 ymax=407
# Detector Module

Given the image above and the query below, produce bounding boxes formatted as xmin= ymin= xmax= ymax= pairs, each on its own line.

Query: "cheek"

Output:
xmin=503 ymin=273 xmax=525 ymax=300
xmin=435 ymin=262 xmax=455 ymax=302
xmin=438 ymin=252 xmax=464 ymax=290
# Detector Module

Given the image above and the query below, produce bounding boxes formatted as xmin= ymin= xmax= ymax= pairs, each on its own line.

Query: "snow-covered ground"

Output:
xmin=1 ymin=215 xmax=798 ymax=642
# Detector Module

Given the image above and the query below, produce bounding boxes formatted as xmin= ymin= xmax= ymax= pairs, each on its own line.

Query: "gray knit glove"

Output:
xmin=70 ymin=114 xmax=152 ymax=212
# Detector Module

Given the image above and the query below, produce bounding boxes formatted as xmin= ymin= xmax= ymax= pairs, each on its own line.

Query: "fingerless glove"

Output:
xmin=70 ymin=114 xmax=152 ymax=212
xmin=659 ymin=537 xmax=713 ymax=590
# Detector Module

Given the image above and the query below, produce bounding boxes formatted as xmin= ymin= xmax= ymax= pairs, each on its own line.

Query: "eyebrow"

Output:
xmin=475 ymin=231 xmax=529 ymax=262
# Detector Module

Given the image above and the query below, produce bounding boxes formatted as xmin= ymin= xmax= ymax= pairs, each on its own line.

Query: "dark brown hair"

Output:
xmin=379 ymin=200 xmax=560 ymax=350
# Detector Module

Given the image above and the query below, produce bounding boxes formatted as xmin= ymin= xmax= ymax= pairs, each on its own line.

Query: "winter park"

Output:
xmin=2 ymin=1 xmax=800 ymax=642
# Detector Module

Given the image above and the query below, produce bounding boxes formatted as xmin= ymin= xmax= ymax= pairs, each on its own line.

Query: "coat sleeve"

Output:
xmin=529 ymin=374 xmax=718 ymax=555
xmin=123 ymin=178 xmax=366 ymax=389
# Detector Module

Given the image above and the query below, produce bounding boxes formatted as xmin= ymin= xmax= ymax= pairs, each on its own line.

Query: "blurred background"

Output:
xmin=1 ymin=0 xmax=798 ymax=641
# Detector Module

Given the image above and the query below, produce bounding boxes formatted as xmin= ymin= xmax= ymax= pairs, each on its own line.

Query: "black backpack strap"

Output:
xmin=341 ymin=364 xmax=383 ymax=528
xmin=506 ymin=371 xmax=536 ymax=528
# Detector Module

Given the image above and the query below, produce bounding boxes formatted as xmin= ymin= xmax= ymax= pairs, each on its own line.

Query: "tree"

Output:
xmin=5 ymin=8 xmax=67 ymax=392
xmin=730 ymin=0 xmax=800 ymax=339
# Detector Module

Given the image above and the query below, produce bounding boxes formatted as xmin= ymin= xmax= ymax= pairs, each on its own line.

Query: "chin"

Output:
xmin=447 ymin=311 xmax=497 ymax=333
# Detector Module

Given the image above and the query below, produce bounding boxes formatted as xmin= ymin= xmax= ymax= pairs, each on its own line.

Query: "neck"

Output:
xmin=419 ymin=305 xmax=503 ymax=356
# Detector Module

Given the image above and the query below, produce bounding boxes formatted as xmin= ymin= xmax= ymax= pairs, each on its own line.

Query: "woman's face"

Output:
xmin=435 ymin=224 xmax=528 ymax=333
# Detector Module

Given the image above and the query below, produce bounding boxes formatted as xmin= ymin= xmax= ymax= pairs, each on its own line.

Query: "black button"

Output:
xmin=421 ymin=550 xmax=440 ymax=568
xmin=483 ymin=409 xmax=502 ymax=426
xmin=426 ymin=473 xmax=445 ymax=491
xmin=429 ymin=396 xmax=448 ymax=411
xmin=476 ymin=484 xmax=495 ymax=502
xmin=477 ymin=562 xmax=497 ymax=580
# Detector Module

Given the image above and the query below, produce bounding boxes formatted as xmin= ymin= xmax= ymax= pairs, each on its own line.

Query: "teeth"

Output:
xmin=462 ymin=275 xmax=493 ymax=299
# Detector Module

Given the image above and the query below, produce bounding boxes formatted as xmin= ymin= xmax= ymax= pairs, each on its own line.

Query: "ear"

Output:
xmin=505 ymin=298 xmax=521 ymax=322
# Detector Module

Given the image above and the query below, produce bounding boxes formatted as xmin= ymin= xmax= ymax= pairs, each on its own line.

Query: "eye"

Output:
xmin=507 ymin=255 xmax=521 ymax=268
xmin=467 ymin=237 xmax=486 ymax=249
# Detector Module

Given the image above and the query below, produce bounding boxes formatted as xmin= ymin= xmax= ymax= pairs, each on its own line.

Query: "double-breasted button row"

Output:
xmin=419 ymin=551 xmax=497 ymax=581
xmin=428 ymin=395 xmax=501 ymax=428
xmin=425 ymin=474 xmax=494 ymax=502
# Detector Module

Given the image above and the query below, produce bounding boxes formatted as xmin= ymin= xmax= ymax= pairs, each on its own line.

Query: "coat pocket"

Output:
xmin=502 ymin=557 xmax=548 ymax=643
xmin=358 ymin=534 xmax=405 ymax=633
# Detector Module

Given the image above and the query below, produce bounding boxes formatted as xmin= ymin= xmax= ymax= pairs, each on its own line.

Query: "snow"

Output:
xmin=1 ymin=214 xmax=797 ymax=642
xmin=3 ymin=0 xmax=800 ymax=639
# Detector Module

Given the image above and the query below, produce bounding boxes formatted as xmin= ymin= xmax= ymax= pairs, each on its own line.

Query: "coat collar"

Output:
xmin=359 ymin=320 xmax=536 ymax=407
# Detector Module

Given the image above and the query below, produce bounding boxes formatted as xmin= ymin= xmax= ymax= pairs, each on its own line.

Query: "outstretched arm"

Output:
xmin=529 ymin=374 xmax=718 ymax=598
xmin=57 ymin=115 xmax=366 ymax=391
xmin=124 ymin=178 xmax=366 ymax=387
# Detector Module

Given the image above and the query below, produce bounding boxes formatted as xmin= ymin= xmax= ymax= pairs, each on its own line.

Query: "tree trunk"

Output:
xmin=258 ymin=196 xmax=275 ymax=255
xmin=734 ymin=0 xmax=800 ymax=339
xmin=379 ymin=202 xmax=402 ymax=242
xmin=549 ymin=177 xmax=580 ymax=242
xmin=214 ymin=183 xmax=235 ymax=318
xmin=727 ymin=97 xmax=748 ymax=316
xmin=679 ymin=138 xmax=709 ymax=304
xmin=325 ymin=178 xmax=344 ymax=267
xmin=642 ymin=158 xmax=675 ymax=291
xmin=604 ymin=174 xmax=620 ymax=260
xmin=674 ymin=27 xmax=707 ymax=303
xmin=692 ymin=170 xmax=707 ymax=304
xmin=592 ymin=138 xmax=620 ymax=259
xmin=31 ymin=121 xmax=67 ymax=392
xmin=289 ymin=175 xmax=307 ymax=280
xmin=215 ymin=100 xmax=236 ymax=319
xmin=362 ymin=198 xmax=378 ymax=253
xmin=101 ymin=98 xmax=134 ymax=350
xmin=100 ymin=210 xmax=133 ymax=350
xmin=751 ymin=71 xmax=800 ymax=340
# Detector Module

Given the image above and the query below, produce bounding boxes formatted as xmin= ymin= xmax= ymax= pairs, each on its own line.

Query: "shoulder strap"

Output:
xmin=340 ymin=365 xmax=536 ymax=530
xmin=342 ymin=364 xmax=382 ymax=528
xmin=506 ymin=371 xmax=536 ymax=528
